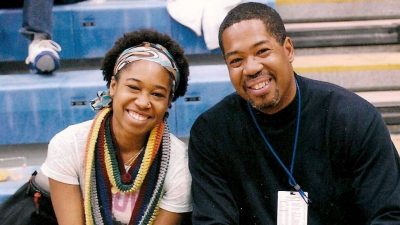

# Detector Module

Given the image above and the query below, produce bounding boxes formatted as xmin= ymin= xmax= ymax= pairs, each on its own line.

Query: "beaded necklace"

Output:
xmin=110 ymin=120 xmax=145 ymax=184
xmin=84 ymin=108 xmax=170 ymax=225
xmin=124 ymin=149 xmax=144 ymax=166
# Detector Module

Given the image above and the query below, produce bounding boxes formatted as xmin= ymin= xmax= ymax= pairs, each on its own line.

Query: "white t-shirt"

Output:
xmin=41 ymin=120 xmax=192 ymax=224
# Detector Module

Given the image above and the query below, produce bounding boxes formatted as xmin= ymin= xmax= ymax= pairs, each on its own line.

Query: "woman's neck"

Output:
xmin=116 ymin=132 xmax=145 ymax=153
xmin=111 ymin=119 xmax=147 ymax=155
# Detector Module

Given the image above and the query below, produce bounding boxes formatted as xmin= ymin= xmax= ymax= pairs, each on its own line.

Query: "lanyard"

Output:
xmin=247 ymin=80 xmax=311 ymax=204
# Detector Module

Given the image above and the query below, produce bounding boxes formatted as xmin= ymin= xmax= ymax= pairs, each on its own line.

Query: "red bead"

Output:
xmin=122 ymin=173 xmax=132 ymax=183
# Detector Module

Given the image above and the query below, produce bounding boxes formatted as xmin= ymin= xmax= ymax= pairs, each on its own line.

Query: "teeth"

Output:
xmin=251 ymin=81 xmax=268 ymax=90
xmin=128 ymin=111 xmax=147 ymax=121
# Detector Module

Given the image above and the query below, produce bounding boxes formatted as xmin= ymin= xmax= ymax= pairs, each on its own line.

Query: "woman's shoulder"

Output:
xmin=169 ymin=133 xmax=186 ymax=150
xmin=169 ymin=133 xmax=188 ymax=160
xmin=51 ymin=120 xmax=93 ymax=143
xmin=161 ymin=132 xmax=192 ymax=213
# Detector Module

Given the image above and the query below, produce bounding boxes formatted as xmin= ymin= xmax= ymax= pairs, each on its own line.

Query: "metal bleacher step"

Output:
xmin=286 ymin=19 xmax=400 ymax=48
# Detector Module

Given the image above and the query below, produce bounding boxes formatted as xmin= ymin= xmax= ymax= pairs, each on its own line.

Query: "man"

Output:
xmin=188 ymin=2 xmax=400 ymax=225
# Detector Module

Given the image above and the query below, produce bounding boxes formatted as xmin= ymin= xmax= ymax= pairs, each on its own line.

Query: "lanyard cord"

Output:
xmin=247 ymin=80 xmax=311 ymax=205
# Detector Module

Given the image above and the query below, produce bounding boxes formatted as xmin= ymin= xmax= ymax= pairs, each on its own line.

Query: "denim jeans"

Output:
xmin=20 ymin=0 xmax=54 ymax=40
xmin=0 ymin=0 xmax=84 ymax=41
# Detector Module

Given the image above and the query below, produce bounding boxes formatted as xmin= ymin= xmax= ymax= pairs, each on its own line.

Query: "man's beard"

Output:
xmin=249 ymin=88 xmax=280 ymax=113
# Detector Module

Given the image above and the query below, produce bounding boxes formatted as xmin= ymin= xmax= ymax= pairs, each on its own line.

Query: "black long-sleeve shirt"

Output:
xmin=189 ymin=75 xmax=400 ymax=225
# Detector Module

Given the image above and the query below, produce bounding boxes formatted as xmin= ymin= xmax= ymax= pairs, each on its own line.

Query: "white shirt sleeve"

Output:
xmin=41 ymin=121 xmax=91 ymax=185
xmin=159 ymin=134 xmax=193 ymax=213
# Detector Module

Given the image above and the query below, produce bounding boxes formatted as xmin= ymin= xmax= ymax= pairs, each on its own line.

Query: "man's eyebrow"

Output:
xmin=224 ymin=40 xmax=268 ymax=59
xmin=224 ymin=50 xmax=238 ymax=59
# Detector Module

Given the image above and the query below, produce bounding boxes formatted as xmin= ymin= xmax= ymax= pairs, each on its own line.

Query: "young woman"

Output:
xmin=40 ymin=29 xmax=191 ymax=225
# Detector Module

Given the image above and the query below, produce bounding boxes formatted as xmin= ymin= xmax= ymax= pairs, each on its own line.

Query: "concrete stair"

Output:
xmin=286 ymin=19 xmax=400 ymax=48
xmin=276 ymin=0 xmax=400 ymax=22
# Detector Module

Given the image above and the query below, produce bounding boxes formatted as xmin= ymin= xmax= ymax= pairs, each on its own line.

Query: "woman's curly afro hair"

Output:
xmin=101 ymin=28 xmax=189 ymax=102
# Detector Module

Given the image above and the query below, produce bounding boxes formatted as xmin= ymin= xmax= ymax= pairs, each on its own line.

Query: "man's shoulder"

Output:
xmin=299 ymin=75 xmax=379 ymax=118
xmin=300 ymin=75 xmax=371 ymax=106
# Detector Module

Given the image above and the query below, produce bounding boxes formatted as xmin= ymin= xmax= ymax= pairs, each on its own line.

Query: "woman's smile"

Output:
xmin=127 ymin=109 xmax=150 ymax=122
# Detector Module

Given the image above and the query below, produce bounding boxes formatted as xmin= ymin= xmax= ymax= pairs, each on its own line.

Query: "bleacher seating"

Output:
xmin=0 ymin=0 xmax=277 ymax=145
xmin=1 ymin=0 xmax=400 ymax=146
xmin=0 ymin=65 xmax=234 ymax=145
xmin=0 ymin=0 xmax=274 ymax=61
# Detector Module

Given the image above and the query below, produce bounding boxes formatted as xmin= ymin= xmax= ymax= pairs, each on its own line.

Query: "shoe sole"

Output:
xmin=32 ymin=51 xmax=60 ymax=74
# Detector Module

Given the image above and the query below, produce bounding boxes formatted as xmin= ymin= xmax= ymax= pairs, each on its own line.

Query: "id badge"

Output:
xmin=277 ymin=191 xmax=308 ymax=225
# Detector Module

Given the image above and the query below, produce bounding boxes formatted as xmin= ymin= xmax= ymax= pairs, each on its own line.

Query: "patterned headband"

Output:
xmin=113 ymin=42 xmax=180 ymax=92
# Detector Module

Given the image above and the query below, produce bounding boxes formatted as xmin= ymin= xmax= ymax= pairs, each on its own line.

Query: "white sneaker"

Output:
xmin=25 ymin=39 xmax=62 ymax=74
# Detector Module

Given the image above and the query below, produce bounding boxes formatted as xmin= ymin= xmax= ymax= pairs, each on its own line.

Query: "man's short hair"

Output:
xmin=218 ymin=2 xmax=287 ymax=53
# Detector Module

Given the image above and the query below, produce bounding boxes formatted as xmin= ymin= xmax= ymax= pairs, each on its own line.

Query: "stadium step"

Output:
xmin=294 ymin=51 xmax=400 ymax=133
xmin=1 ymin=0 xmax=399 ymax=64
xmin=2 ymin=50 xmax=400 ymax=145
xmin=293 ymin=51 xmax=400 ymax=91
xmin=1 ymin=0 xmax=400 ymax=145
xmin=276 ymin=0 xmax=400 ymax=22
xmin=0 ymin=0 xmax=274 ymax=63
xmin=286 ymin=19 xmax=400 ymax=48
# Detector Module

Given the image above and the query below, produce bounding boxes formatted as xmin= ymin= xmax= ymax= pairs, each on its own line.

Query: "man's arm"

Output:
xmin=349 ymin=111 xmax=400 ymax=224
xmin=188 ymin=117 xmax=240 ymax=225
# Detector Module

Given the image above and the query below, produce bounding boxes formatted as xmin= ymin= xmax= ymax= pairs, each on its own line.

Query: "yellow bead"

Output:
xmin=111 ymin=186 xmax=119 ymax=194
